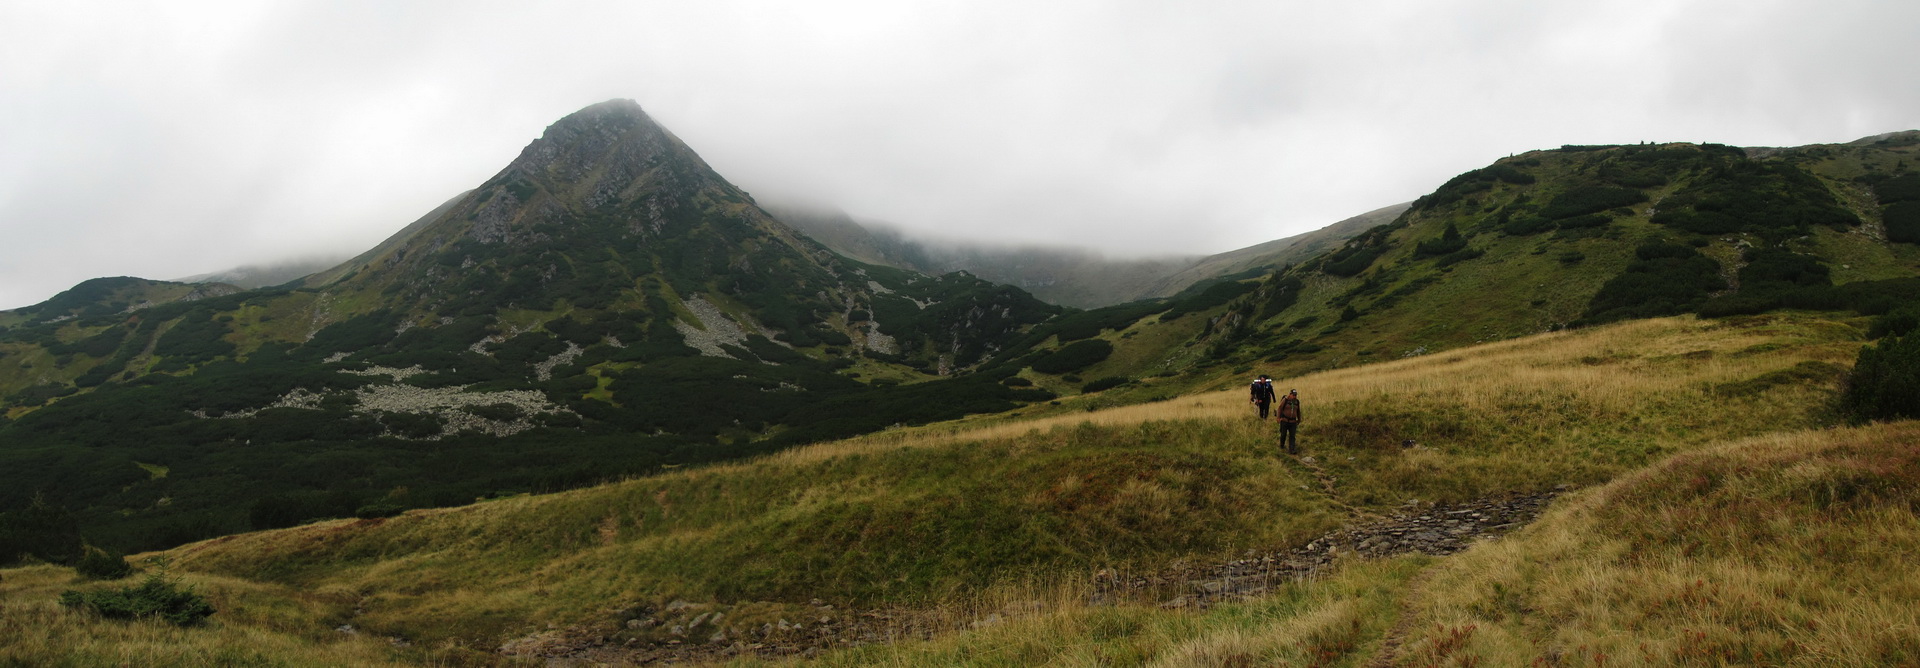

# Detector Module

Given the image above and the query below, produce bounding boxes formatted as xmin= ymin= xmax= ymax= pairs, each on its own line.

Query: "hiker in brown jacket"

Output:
xmin=1276 ymin=389 xmax=1301 ymax=454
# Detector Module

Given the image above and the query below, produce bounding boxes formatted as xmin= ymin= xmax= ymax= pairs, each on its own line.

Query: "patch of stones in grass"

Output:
xmin=675 ymin=295 xmax=780 ymax=359
xmin=190 ymin=387 xmax=325 ymax=419
xmin=339 ymin=365 xmax=427 ymax=381
xmin=533 ymin=342 xmax=583 ymax=381
xmin=354 ymin=384 xmax=570 ymax=438
xmin=1092 ymin=490 xmax=1563 ymax=610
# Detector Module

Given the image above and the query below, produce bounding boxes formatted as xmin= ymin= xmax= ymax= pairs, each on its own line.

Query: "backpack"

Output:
xmin=1278 ymin=396 xmax=1300 ymax=420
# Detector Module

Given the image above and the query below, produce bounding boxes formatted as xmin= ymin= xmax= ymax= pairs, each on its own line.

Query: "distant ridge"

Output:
xmin=766 ymin=201 xmax=1403 ymax=308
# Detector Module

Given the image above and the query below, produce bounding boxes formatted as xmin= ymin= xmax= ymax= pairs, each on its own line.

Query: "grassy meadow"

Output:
xmin=4 ymin=312 xmax=1901 ymax=666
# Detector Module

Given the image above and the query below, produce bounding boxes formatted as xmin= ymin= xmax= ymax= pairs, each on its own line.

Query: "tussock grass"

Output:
xmin=1389 ymin=421 xmax=1920 ymax=666
xmin=0 ymin=564 xmax=424 ymax=666
xmin=775 ymin=558 xmax=1428 ymax=668
xmin=7 ymin=313 xmax=1874 ymax=661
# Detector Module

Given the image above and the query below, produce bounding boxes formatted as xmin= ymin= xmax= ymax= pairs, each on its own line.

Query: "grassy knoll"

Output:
xmin=1392 ymin=421 xmax=1920 ymax=666
xmin=0 ymin=313 xmax=1880 ymax=664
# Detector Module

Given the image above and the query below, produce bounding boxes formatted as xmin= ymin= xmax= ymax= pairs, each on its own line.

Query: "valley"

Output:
xmin=3 ymin=99 xmax=1919 ymax=666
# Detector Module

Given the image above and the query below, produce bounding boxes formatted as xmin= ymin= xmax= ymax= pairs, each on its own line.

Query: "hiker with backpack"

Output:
xmin=1249 ymin=374 xmax=1277 ymax=419
xmin=1276 ymin=389 xmax=1302 ymax=454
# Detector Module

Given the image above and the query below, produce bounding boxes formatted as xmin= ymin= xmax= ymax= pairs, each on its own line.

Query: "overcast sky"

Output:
xmin=3 ymin=1 xmax=1917 ymax=309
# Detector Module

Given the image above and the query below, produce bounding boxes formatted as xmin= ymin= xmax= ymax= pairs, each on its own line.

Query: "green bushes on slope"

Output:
xmin=1581 ymin=241 xmax=1725 ymax=325
xmin=1840 ymin=333 xmax=1920 ymax=423
xmin=1652 ymin=161 xmax=1859 ymax=238
xmin=1031 ymin=340 xmax=1114 ymax=374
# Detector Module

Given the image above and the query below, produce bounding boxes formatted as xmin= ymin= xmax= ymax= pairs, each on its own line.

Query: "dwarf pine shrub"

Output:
xmin=73 ymin=544 xmax=133 ymax=580
xmin=60 ymin=573 xmax=215 ymax=626
xmin=1840 ymin=333 xmax=1920 ymax=423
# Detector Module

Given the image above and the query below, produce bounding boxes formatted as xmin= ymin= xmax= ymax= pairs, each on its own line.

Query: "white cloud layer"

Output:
xmin=2 ymin=0 xmax=1917 ymax=308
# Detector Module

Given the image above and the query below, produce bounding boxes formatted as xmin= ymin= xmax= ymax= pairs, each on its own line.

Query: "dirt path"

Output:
xmin=1293 ymin=452 xmax=1377 ymax=520
xmin=1366 ymin=564 xmax=1439 ymax=668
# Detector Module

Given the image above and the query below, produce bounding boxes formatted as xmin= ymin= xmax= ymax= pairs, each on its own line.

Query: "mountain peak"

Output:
xmin=493 ymin=99 xmax=700 ymax=210
xmin=539 ymin=99 xmax=656 ymax=139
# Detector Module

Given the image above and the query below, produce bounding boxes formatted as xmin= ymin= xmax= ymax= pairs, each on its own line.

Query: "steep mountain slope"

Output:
xmin=766 ymin=201 xmax=1392 ymax=308
xmin=0 ymin=100 xmax=1062 ymax=558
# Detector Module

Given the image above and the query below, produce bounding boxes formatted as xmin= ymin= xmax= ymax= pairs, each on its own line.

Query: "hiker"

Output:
xmin=1276 ymin=389 xmax=1302 ymax=454
xmin=1249 ymin=374 xmax=1277 ymax=419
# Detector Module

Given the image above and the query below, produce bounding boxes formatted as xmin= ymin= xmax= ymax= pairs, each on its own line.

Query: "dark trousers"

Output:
xmin=1278 ymin=422 xmax=1298 ymax=454
xmin=1255 ymin=401 xmax=1270 ymax=419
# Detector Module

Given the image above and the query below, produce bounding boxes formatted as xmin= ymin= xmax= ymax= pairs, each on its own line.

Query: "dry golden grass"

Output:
xmin=769 ymin=423 xmax=1920 ymax=667
xmin=0 ymin=563 xmax=431 ymax=667
xmin=792 ymin=314 xmax=1854 ymax=463
xmin=1391 ymin=421 xmax=1920 ymax=666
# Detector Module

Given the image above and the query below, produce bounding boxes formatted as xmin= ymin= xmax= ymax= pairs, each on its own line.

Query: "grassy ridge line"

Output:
xmin=137 ymin=314 xmax=1861 ymax=653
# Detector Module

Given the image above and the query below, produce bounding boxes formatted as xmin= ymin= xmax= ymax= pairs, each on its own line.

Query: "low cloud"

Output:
xmin=2 ymin=1 xmax=1915 ymax=308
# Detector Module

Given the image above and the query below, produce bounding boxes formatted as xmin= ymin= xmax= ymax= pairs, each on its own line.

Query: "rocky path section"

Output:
xmin=1089 ymin=490 xmax=1560 ymax=610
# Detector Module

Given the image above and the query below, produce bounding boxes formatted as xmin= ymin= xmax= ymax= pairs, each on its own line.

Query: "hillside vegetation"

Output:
xmin=1058 ymin=134 xmax=1920 ymax=396
xmin=3 ymin=311 xmax=1889 ymax=665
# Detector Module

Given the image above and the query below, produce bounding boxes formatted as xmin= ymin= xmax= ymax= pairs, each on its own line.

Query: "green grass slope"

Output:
xmin=1100 ymin=133 xmax=1920 ymax=392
